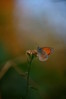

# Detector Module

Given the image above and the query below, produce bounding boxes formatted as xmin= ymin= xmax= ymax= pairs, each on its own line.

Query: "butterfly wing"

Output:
xmin=38 ymin=52 xmax=48 ymax=61
xmin=37 ymin=47 xmax=48 ymax=61
xmin=42 ymin=47 xmax=54 ymax=55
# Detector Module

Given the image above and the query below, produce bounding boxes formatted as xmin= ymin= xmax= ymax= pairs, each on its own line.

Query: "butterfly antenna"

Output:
xmin=34 ymin=42 xmax=39 ymax=49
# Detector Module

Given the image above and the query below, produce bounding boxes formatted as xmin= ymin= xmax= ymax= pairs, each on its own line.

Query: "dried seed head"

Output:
xmin=26 ymin=50 xmax=37 ymax=57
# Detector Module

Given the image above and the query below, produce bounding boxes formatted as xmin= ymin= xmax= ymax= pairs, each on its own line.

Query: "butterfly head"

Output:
xmin=37 ymin=46 xmax=42 ymax=53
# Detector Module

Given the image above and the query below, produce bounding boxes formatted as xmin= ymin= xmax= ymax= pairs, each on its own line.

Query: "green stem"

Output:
xmin=26 ymin=59 xmax=32 ymax=99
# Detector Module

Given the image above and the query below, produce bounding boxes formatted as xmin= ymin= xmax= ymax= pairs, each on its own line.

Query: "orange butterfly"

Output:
xmin=37 ymin=47 xmax=54 ymax=61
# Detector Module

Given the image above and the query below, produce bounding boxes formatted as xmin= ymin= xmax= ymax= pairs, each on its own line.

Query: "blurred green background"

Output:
xmin=0 ymin=0 xmax=66 ymax=99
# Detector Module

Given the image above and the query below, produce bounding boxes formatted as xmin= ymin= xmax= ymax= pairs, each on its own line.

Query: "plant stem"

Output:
xmin=26 ymin=59 xmax=32 ymax=99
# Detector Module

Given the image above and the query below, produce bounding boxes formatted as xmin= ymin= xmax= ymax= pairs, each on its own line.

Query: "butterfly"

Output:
xmin=37 ymin=46 xmax=54 ymax=61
